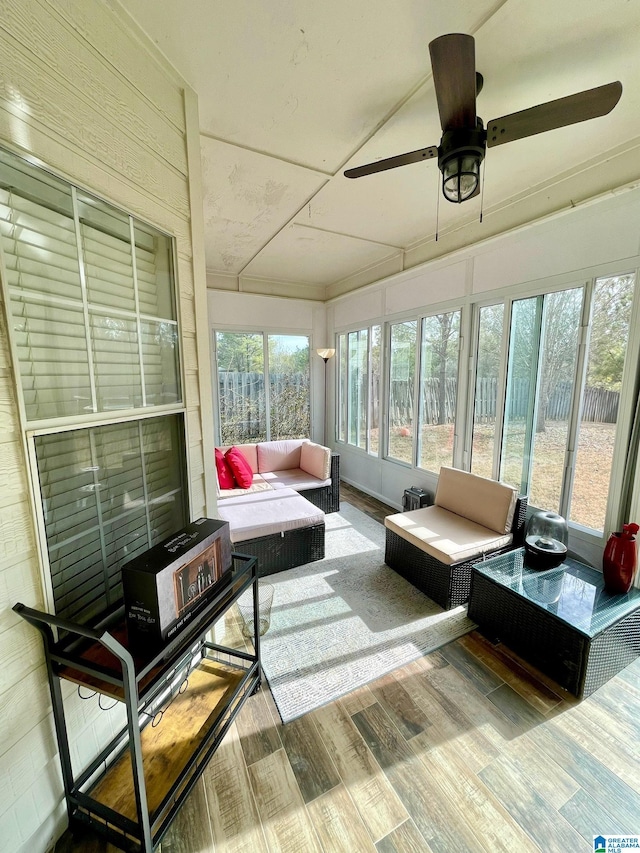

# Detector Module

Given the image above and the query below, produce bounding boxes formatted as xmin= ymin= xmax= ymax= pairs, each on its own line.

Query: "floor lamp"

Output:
xmin=316 ymin=348 xmax=335 ymax=444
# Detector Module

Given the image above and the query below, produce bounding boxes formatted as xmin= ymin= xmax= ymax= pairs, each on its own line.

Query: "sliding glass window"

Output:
xmin=417 ymin=310 xmax=460 ymax=473
xmin=337 ymin=325 xmax=381 ymax=455
xmin=470 ymin=304 xmax=505 ymax=478
xmin=215 ymin=332 xmax=310 ymax=444
xmin=387 ymin=321 xmax=417 ymax=464
xmin=489 ymin=275 xmax=637 ymax=534
xmin=572 ymin=274 xmax=635 ymax=531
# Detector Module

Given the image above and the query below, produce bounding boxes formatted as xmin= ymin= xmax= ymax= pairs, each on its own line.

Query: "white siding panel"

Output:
xmin=180 ymin=295 xmax=196 ymax=335
xmin=3 ymin=1 xmax=187 ymax=173
xmin=43 ymin=0 xmax=185 ymax=129
xmin=0 ymin=500 xmax=37 ymax=571
xmin=0 ymin=105 xmax=192 ymax=245
xmin=0 ymin=31 xmax=190 ymax=218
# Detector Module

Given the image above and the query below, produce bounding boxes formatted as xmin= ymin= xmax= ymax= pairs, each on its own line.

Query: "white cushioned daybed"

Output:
xmin=216 ymin=439 xmax=339 ymax=576
xmin=385 ymin=466 xmax=527 ymax=609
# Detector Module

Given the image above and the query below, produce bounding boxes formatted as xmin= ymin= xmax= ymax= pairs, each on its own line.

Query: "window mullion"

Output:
xmin=414 ymin=318 xmax=423 ymax=469
xmin=88 ymin=427 xmax=112 ymax=605
xmin=263 ymin=333 xmax=270 ymax=441
xmin=366 ymin=327 xmax=372 ymax=454
xmin=494 ymin=300 xmax=511 ymax=481
xmin=138 ymin=420 xmax=154 ymax=547
xmin=130 ymin=215 xmax=147 ymax=407
xmin=71 ymin=185 xmax=98 ymax=414
xmin=560 ymin=283 xmax=592 ymax=521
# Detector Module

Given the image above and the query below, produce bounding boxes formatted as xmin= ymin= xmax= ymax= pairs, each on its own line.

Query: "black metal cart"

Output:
xmin=14 ymin=552 xmax=261 ymax=852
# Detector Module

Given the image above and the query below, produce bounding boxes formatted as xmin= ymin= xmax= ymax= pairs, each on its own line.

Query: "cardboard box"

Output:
xmin=122 ymin=517 xmax=232 ymax=648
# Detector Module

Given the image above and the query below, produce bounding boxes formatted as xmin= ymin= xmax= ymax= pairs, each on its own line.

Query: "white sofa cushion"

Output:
xmin=217 ymin=487 xmax=324 ymax=542
xmin=300 ymin=441 xmax=331 ymax=480
xmin=218 ymin=473 xmax=274 ymax=500
xmin=385 ymin=505 xmax=512 ymax=566
xmin=435 ymin=466 xmax=517 ymax=535
xmin=262 ymin=469 xmax=331 ymax=491
xmin=257 ymin=439 xmax=307 ymax=473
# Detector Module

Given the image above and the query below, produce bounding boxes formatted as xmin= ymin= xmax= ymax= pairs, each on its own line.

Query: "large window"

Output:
xmin=385 ymin=312 xmax=461 ymax=471
xmin=0 ymin=147 xmax=187 ymax=623
xmin=215 ymin=331 xmax=310 ymax=444
xmin=35 ymin=416 xmax=187 ymax=623
xmin=387 ymin=321 xmax=417 ymax=464
xmin=471 ymin=304 xmax=505 ymax=478
xmin=337 ymin=325 xmax=381 ymax=454
xmin=492 ymin=276 xmax=636 ymax=533
xmin=0 ymin=150 xmax=180 ymax=422
xmin=417 ymin=310 xmax=460 ymax=473
xmin=572 ymin=274 xmax=635 ymax=531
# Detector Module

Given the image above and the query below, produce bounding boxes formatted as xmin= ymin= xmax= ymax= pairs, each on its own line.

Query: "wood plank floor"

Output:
xmin=56 ymin=484 xmax=640 ymax=852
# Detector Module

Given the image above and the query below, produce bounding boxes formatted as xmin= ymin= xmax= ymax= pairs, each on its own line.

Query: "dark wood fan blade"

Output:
xmin=344 ymin=146 xmax=438 ymax=178
xmin=429 ymin=33 xmax=477 ymax=130
xmin=486 ymin=81 xmax=622 ymax=147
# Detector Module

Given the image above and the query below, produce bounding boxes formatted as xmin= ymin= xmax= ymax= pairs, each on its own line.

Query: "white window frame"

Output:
xmin=211 ymin=328 xmax=312 ymax=444
xmin=0 ymin=147 xmax=188 ymax=618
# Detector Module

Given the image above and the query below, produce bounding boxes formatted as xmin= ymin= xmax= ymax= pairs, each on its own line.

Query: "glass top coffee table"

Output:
xmin=468 ymin=547 xmax=640 ymax=697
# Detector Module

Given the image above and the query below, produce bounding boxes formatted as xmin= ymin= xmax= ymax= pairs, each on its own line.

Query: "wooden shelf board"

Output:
xmin=88 ymin=659 xmax=244 ymax=821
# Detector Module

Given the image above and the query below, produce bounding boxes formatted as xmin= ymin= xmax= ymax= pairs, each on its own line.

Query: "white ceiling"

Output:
xmin=118 ymin=0 xmax=640 ymax=300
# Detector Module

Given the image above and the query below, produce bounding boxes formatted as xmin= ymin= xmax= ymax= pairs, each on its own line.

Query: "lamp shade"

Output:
xmin=316 ymin=348 xmax=335 ymax=362
xmin=524 ymin=510 xmax=568 ymax=570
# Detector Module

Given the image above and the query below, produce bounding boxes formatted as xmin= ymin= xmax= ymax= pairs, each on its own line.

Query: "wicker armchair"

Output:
xmin=384 ymin=467 xmax=527 ymax=609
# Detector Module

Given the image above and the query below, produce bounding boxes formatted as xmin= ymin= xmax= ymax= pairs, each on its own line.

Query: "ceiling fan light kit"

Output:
xmin=439 ymin=125 xmax=485 ymax=203
xmin=344 ymin=33 xmax=622 ymax=208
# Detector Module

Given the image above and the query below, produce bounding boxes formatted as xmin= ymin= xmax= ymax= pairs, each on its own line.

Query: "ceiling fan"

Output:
xmin=344 ymin=33 xmax=622 ymax=204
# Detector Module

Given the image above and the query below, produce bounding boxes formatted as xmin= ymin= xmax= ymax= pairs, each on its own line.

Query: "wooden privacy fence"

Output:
xmin=218 ymin=371 xmax=310 ymax=441
xmin=389 ymin=377 xmax=620 ymax=426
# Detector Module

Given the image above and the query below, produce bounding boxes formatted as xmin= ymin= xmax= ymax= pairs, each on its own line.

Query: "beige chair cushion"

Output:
xmin=300 ymin=441 xmax=331 ymax=480
xmin=257 ymin=439 xmax=306 ymax=473
xmin=385 ymin=505 xmax=512 ymax=566
xmin=435 ymin=466 xmax=517 ymax=534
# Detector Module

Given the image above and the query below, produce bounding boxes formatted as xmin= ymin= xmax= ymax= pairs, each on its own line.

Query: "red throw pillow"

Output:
xmin=225 ymin=446 xmax=253 ymax=489
xmin=215 ymin=448 xmax=236 ymax=489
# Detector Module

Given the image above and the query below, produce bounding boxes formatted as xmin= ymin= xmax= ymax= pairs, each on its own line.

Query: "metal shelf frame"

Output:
xmin=14 ymin=552 xmax=261 ymax=852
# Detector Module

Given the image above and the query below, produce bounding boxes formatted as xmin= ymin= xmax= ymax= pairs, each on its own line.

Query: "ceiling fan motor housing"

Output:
xmin=438 ymin=122 xmax=486 ymax=203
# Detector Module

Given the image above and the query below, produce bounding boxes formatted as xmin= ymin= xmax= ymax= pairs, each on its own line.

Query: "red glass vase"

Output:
xmin=603 ymin=527 xmax=638 ymax=594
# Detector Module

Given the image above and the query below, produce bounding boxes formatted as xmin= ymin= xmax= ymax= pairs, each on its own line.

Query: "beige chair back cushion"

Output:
xmin=219 ymin=444 xmax=259 ymax=474
xmin=435 ymin=466 xmax=517 ymax=534
xmin=257 ymin=439 xmax=306 ymax=472
xmin=300 ymin=441 xmax=331 ymax=480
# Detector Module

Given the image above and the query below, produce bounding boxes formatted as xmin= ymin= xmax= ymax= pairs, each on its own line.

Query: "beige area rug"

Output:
xmin=258 ymin=502 xmax=476 ymax=723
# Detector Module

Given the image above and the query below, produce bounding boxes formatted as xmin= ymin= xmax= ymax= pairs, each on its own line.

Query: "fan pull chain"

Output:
xmin=479 ymin=157 xmax=486 ymax=224
xmin=435 ymin=170 xmax=440 ymax=242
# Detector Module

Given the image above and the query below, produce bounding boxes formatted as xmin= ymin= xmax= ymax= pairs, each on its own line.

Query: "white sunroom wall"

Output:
xmin=0 ymin=3 xmax=214 ymax=852
xmin=326 ymin=184 xmax=640 ymax=567
xmin=207 ymin=288 xmax=329 ymax=445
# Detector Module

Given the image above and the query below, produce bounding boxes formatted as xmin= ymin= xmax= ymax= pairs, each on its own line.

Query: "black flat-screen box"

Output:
xmin=122 ymin=517 xmax=232 ymax=649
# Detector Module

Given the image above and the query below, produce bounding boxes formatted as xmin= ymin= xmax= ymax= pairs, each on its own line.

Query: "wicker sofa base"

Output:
xmin=298 ymin=452 xmax=340 ymax=513
xmin=385 ymin=528 xmax=515 ymax=610
xmin=233 ymin=522 xmax=325 ymax=577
